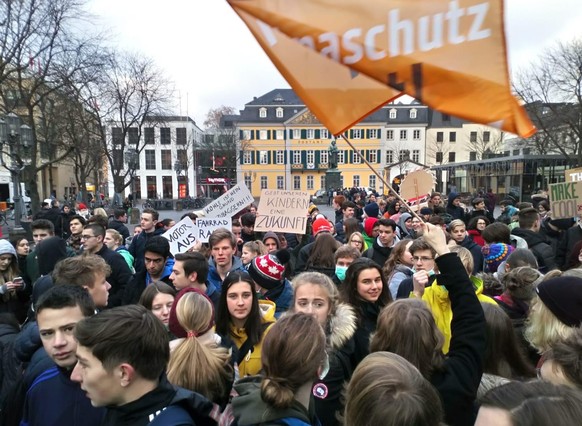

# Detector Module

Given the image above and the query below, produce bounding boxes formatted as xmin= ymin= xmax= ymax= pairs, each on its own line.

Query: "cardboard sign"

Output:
xmin=162 ymin=217 xmax=198 ymax=255
xmin=565 ymin=167 xmax=582 ymax=183
xmin=549 ymin=181 xmax=582 ymax=219
xmin=202 ymin=182 xmax=254 ymax=218
xmin=255 ymin=189 xmax=311 ymax=233
xmin=196 ymin=217 xmax=232 ymax=243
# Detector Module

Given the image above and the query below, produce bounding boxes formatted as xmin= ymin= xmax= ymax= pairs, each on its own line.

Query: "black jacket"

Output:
xmin=352 ymin=301 xmax=382 ymax=366
xmin=556 ymin=225 xmax=582 ymax=270
xmin=362 ymin=238 xmax=393 ymax=268
xmin=123 ymin=269 xmax=173 ymax=306
xmin=34 ymin=207 xmax=63 ymax=237
xmin=459 ymin=235 xmax=484 ymax=274
xmin=128 ymin=228 xmax=165 ymax=275
xmin=93 ymin=245 xmax=133 ymax=308
xmin=511 ymin=228 xmax=556 ymax=273
xmin=430 ymin=253 xmax=486 ymax=426
xmin=108 ymin=219 xmax=130 ymax=244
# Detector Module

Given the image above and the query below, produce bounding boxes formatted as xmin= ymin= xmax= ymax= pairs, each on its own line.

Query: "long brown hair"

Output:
xmin=307 ymin=233 xmax=340 ymax=269
xmin=382 ymin=240 xmax=412 ymax=277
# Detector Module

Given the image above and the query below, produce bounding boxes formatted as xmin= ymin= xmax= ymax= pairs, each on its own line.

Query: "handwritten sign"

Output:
xmin=255 ymin=190 xmax=310 ymax=233
xmin=196 ymin=217 xmax=232 ymax=243
xmin=565 ymin=167 xmax=582 ymax=183
xmin=202 ymin=182 xmax=254 ymax=218
xmin=549 ymin=181 xmax=582 ymax=219
xmin=162 ymin=217 xmax=198 ymax=255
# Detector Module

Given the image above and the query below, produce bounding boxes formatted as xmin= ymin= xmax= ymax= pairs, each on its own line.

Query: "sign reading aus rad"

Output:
xmin=202 ymin=182 xmax=254 ymax=218
xmin=549 ymin=181 xmax=582 ymax=219
xmin=196 ymin=217 xmax=232 ymax=243
xmin=162 ymin=217 xmax=197 ymax=256
xmin=255 ymin=190 xmax=311 ymax=233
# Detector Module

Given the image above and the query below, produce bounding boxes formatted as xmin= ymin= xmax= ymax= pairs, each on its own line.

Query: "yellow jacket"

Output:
xmin=420 ymin=276 xmax=496 ymax=354
xmin=229 ymin=299 xmax=276 ymax=377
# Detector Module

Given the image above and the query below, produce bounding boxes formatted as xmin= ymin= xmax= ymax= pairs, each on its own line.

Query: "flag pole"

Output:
xmin=340 ymin=134 xmax=423 ymax=222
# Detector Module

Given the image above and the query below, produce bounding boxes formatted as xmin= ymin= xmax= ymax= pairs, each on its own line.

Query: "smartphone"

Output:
xmin=13 ymin=277 xmax=24 ymax=286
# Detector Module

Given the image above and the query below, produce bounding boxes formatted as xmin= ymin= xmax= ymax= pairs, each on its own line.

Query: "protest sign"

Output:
xmin=196 ymin=217 xmax=232 ymax=243
xmin=255 ymin=189 xmax=311 ymax=233
xmin=202 ymin=182 xmax=254 ymax=218
xmin=162 ymin=216 xmax=198 ymax=255
xmin=549 ymin=181 xmax=582 ymax=219
xmin=565 ymin=167 xmax=582 ymax=182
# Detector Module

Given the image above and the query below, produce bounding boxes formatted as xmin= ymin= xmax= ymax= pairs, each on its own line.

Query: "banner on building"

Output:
xmin=202 ymin=182 xmax=255 ymax=218
xmin=196 ymin=217 xmax=233 ymax=243
xmin=227 ymin=0 xmax=536 ymax=137
xmin=549 ymin=181 xmax=582 ymax=219
xmin=255 ymin=189 xmax=311 ymax=233
xmin=162 ymin=216 xmax=198 ymax=255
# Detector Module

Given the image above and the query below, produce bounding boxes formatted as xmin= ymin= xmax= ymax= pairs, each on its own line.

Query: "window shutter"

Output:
xmin=377 ymin=149 xmax=381 ymax=163
xmin=315 ymin=129 xmax=321 ymax=139
xmin=301 ymin=129 xmax=306 ymax=139
xmin=315 ymin=150 xmax=320 ymax=165
xmin=239 ymin=150 xmax=244 ymax=165
xmin=301 ymin=151 xmax=307 ymax=167
xmin=239 ymin=130 xmax=244 ymax=139
xmin=349 ymin=129 xmax=354 ymax=139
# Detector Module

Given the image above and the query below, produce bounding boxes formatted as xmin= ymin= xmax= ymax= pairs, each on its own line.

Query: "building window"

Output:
xmin=483 ymin=131 xmax=491 ymax=142
xmin=320 ymin=150 xmax=328 ymax=165
xmin=276 ymin=150 xmax=284 ymax=164
xmin=293 ymin=176 xmax=301 ymax=190
xmin=370 ymin=129 xmax=378 ymax=139
xmin=176 ymin=128 xmax=187 ymax=145
xmin=176 ymin=149 xmax=187 ymax=166
xmin=470 ymin=131 xmax=477 ymax=142
xmin=353 ymin=129 xmax=361 ymax=139
xmin=145 ymin=150 xmax=156 ymax=170
xmin=161 ymin=150 xmax=172 ymax=170
xmin=400 ymin=130 xmax=408 ymax=140
xmin=389 ymin=109 xmax=397 ymax=119
xmin=277 ymin=176 xmax=284 ymax=189
xmin=293 ymin=129 xmax=301 ymax=139
xmin=160 ymin=128 xmax=171 ymax=144
xmin=243 ymin=151 xmax=252 ymax=164
xmin=162 ymin=176 xmax=173 ymax=199
xmin=144 ymin=127 xmax=154 ymax=144
xmin=258 ymin=130 xmax=267 ymax=140
xmin=449 ymin=152 xmax=456 ymax=162
xmin=244 ymin=175 xmax=252 ymax=189
xmin=112 ymin=127 xmax=123 ymax=145
xmin=293 ymin=151 xmax=301 ymax=164
xmin=412 ymin=149 xmax=420 ymax=162
xmin=276 ymin=130 xmax=284 ymax=140
xmin=259 ymin=151 xmax=268 ymax=164
xmin=353 ymin=175 xmax=360 ymax=187
xmin=146 ymin=176 xmax=157 ymax=199
xmin=450 ymin=131 xmax=457 ymax=142
xmin=243 ymin=130 xmax=251 ymax=140
xmin=399 ymin=150 xmax=410 ymax=161
xmin=321 ymin=129 xmax=328 ymax=139
xmin=338 ymin=150 xmax=345 ymax=164
xmin=386 ymin=150 xmax=394 ymax=163
xmin=128 ymin=128 xmax=138 ymax=145
xmin=386 ymin=130 xmax=394 ymax=140
xmin=276 ymin=107 xmax=283 ymax=118
xmin=470 ymin=151 xmax=477 ymax=161
xmin=260 ymin=176 xmax=268 ymax=189
xmin=306 ymin=129 xmax=314 ymax=139
xmin=353 ymin=151 xmax=361 ymax=164
xmin=437 ymin=131 xmax=444 ymax=142
xmin=436 ymin=152 xmax=443 ymax=163
xmin=307 ymin=150 xmax=315 ymax=164
xmin=320 ymin=175 xmax=326 ymax=189
xmin=259 ymin=108 xmax=267 ymax=118
xmin=413 ymin=129 xmax=421 ymax=140
xmin=307 ymin=175 xmax=314 ymax=190
xmin=369 ymin=150 xmax=377 ymax=163
xmin=410 ymin=109 xmax=417 ymax=119
xmin=369 ymin=175 xmax=376 ymax=189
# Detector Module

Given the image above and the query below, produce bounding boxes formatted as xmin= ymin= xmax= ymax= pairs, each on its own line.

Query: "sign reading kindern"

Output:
xmin=203 ymin=183 xmax=254 ymax=218
xmin=162 ymin=216 xmax=198 ymax=256
xmin=549 ymin=181 xmax=582 ymax=219
xmin=255 ymin=189 xmax=310 ymax=233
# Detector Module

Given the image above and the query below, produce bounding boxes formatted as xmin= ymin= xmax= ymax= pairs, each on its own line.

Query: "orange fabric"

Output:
xmin=228 ymin=0 xmax=535 ymax=138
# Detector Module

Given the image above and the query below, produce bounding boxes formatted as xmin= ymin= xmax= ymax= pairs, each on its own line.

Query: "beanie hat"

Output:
xmin=482 ymin=243 xmax=514 ymax=273
xmin=363 ymin=202 xmax=379 ymax=219
xmin=312 ymin=217 xmax=333 ymax=236
xmin=0 ymin=240 xmax=17 ymax=258
xmin=308 ymin=204 xmax=319 ymax=215
xmin=420 ymin=207 xmax=433 ymax=215
xmin=364 ymin=217 xmax=378 ymax=237
xmin=248 ymin=249 xmax=290 ymax=290
xmin=169 ymin=287 xmax=215 ymax=339
xmin=262 ymin=232 xmax=280 ymax=250
xmin=536 ymin=276 xmax=582 ymax=327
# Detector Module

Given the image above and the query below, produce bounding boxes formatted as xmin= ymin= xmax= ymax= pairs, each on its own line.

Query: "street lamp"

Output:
xmin=0 ymin=113 xmax=33 ymax=231
xmin=125 ymin=149 xmax=139 ymax=207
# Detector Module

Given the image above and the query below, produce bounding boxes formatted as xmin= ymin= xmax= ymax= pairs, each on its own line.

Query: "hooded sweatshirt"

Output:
xmin=446 ymin=193 xmax=466 ymax=222
xmin=397 ymin=213 xmax=412 ymax=239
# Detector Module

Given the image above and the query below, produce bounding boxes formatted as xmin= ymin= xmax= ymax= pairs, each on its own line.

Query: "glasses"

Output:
xmin=412 ymin=256 xmax=434 ymax=263
xmin=81 ymin=235 xmax=97 ymax=240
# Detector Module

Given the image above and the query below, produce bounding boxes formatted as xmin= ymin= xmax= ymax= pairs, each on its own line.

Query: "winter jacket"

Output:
xmin=352 ymin=301 xmax=382 ymax=366
xmin=362 ymin=238 xmax=395 ymax=268
xmin=232 ymin=377 xmax=320 ymax=426
xmin=115 ymin=247 xmax=135 ymax=272
xmin=59 ymin=210 xmax=76 ymax=240
xmin=34 ymin=207 xmax=63 ymax=237
xmin=496 ymin=206 xmax=519 ymax=225
xmin=0 ymin=321 xmax=20 ymax=406
xmin=21 ymin=366 xmax=105 ymax=426
xmin=25 ymin=239 xmax=75 ymax=287
xmin=295 ymin=242 xmax=316 ymax=275
xmin=467 ymin=229 xmax=485 ymax=247
xmin=223 ymin=300 xmax=276 ymax=378
xmin=511 ymin=228 xmax=557 ymax=273
xmin=388 ymin=265 xmax=414 ymax=300
xmin=556 ymin=224 xmax=582 ymax=270
xmin=107 ymin=218 xmax=130 ymax=244
xmin=122 ymin=258 xmax=175 ymax=305
xmin=93 ymin=244 xmax=133 ymax=308
xmin=397 ymin=213 xmax=412 ymax=239
xmin=127 ymin=227 xmax=166 ymax=275
xmin=14 ymin=322 xmax=54 ymax=388
xmin=66 ymin=234 xmax=83 ymax=254
xmin=468 ymin=209 xmax=494 ymax=224
xmin=260 ymin=280 xmax=294 ymax=319
xmin=459 ymin=235 xmax=485 ymax=274
xmin=429 ymin=253 xmax=486 ymax=426
xmin=207 ymin=256 xmax=245 ymax=292
xmin=312 ymin=304 xmax=358 ymax=426
xmin=101 ymin=375 xmax=215 ymax=426
xmin=419 ymin=275 xmax=495 ymax=353
xmin=446 ymin=193 xmax=467 ymax=222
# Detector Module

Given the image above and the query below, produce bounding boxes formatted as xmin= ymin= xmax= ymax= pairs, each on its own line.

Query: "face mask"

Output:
xmin=412 ymin=267 xmax=436 ymax=276
xmin=335 ymin=265 xmax=348 ymax=281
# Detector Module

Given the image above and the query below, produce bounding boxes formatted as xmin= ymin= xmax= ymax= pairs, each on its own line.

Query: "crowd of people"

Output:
xmin=0 ymin=187 xmax=582 ymax=425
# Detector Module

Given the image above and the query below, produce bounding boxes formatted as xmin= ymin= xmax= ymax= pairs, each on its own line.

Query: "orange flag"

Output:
xmin=228 ymin=0 xmax=536 ymax=138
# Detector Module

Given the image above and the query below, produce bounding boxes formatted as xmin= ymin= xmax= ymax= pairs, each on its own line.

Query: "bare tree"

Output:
xmin=513 ymin=38 xmax=582 ymax=165
xmin=467 ymin=129 xmax=504 ymax=160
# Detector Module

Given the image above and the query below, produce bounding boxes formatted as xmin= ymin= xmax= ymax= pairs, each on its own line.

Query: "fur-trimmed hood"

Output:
xmin=327 ymin=303 xmax=358 ymax=351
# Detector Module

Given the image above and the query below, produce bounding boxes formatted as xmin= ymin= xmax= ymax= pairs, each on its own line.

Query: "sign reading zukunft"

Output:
xmin=162 ymin=216 xmax=198 ymax=256
xmin=255 ymin=190 xmax=311 ymax=233
xmin=549 ymin=181 xmax=582 ymax=219
xmin=202 ymin=182 xmax=254 ymax=218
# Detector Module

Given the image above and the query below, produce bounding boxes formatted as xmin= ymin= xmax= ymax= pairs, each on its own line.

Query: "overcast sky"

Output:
xmin=88 ymin=0 xmax=582 ymax=128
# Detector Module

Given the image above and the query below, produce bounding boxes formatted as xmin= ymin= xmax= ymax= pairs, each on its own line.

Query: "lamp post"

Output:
xmin=125 ymin=149 xmax=139 ymax=207
xmin=0 ymin=113 xmax=33 ymax=233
